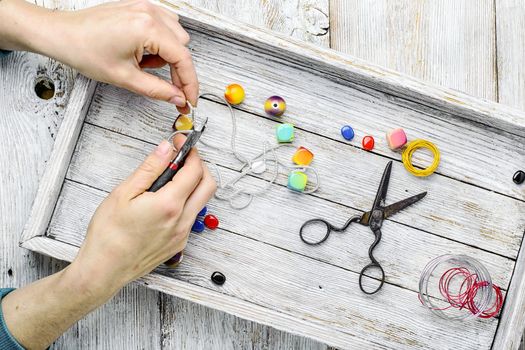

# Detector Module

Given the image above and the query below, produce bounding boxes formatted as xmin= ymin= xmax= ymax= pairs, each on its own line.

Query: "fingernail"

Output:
xmin=169 ymin=95 xmax=186 ymax=107
xmin=156 ymin=140 xmax=171 ymax=156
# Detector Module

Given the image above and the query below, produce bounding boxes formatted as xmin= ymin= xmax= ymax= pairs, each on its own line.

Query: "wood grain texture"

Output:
xmin=47 ymin=179 xmax=501 ymax=350
xmin=44 ymin=82 xmax=520 ymax=348
xmin=84 ymin=84 xmax=525 ymax=259
xmin=329 ymin=0 xmax=497 ymax=101
xmin=0 ymin=50 xmax=77 ymax=346
xmin=154 ymin=27 xmax=525 ymax=200
xmin=164 ymin=1 xmax=331 ymax=348
xmin=496 ymin=0 xmax=525 ymax=111
xmin=15 ymin=0 xmax=525 ymax=349
xmin=494 ymin=236 xmax=525 ymax=349
xmin=186 ymin=0 xmax=329 ymax=47
xmin=53 ymin=124 xmax=515 ymax=292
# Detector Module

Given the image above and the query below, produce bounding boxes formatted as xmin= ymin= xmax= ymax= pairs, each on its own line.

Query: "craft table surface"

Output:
xmin=1 ymin=1 xmax=525 ymax=349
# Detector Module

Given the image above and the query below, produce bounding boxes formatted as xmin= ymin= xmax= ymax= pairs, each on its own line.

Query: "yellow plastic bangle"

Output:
xmin=401 ymin=139 xmax=440 ymax=177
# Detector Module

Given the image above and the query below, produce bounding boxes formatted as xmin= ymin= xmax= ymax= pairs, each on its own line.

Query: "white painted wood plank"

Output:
xmin=131 ymin=24 xmax=525 ymax=201
xmin=16 ymin=1 xmax=524 ymax=348
xmin=20 ymin=236 xmax=391 ymax=350
xmin=0 ymin=50 xmax=80 ymax=346
xmin=493 ymin=236 xmax=525 ymax=349
xmin=46 ymin=179 xmax=501 ymax=350
xmin=30 ymin=0 xmax=330 ymax=348
xmin=160 ymin=293 xmax=326 ymax=349
xmin=495 ymin=1 xmax=525 ymax=348
xmin=60 ymin=121 xmax=514 ymax=290
xmin=163 ymin=1 xmax=331 ymax=348
xmin=496 ymin=0 xmax=525 ymax=111
xmin=171 ymin=1 xmax=331 ymax=348
xmin=186 ymin=0 xmax=329 ymax=47
xmin=329 ymin=0 xmax=497 ymax=101
xmin=167 ymin=0 xmax=525 ymax=138
xmin=84 ymin=87 xmax=525 ymax=259
xmin=52 ymin=125 xmax=516 ymax=292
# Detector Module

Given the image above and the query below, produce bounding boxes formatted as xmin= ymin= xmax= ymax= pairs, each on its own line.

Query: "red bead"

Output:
xmin=204 ymin=214 xmax=219 ymax=229
xmin=362 ymin=135 xmax=375 ymax=151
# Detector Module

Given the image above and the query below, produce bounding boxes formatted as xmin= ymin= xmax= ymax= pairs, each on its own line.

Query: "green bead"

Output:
xmin=288 ymin=171 xmax=308 ymax=192
xmin=276 ymin=123 xmax=294 ymax=143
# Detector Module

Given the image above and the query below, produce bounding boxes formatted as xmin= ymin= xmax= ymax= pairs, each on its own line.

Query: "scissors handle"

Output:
xmin=299 ymin=215 xmax=361 ymax=246
xmin=358 ymin=228 xmax=385 ymax=294
xmin=299 ymin=218 xmax=333 ymax=245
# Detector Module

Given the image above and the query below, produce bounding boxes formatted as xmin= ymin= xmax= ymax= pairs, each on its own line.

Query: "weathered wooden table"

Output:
xmin=2 ymin=1 xmax=525 ymax=349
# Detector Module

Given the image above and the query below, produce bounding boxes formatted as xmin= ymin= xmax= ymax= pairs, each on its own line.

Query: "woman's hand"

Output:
xmin=73 ymin=135 xmax=216 ymax=294
xmin=0 ymin=0 xmax=197 ymax=112
xmin=2 ymin=136 xmax=216 ymax=349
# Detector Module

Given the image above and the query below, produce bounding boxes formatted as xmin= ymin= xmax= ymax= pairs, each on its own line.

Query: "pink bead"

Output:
xmin=386 ymin=128 xmax=407 ymax=150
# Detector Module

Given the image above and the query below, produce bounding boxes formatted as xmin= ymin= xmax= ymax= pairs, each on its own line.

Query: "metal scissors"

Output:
xmin=299 ymin=161 xmax=427 ymax=294
xmin=148 ymin=114 xmax=208 ymax=192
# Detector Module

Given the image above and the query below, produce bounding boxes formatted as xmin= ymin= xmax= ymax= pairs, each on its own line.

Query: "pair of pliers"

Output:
xmin=148 ymin=116 xmax=208 ymax=192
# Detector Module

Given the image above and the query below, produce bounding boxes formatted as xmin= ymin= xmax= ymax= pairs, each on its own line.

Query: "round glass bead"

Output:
xmin=191 ymin=219 xmax=205 ymax=233
xmin=362 ymin=135 xmax=375 ymax=151
xmin=173 ymin=114 xmax=193 ymax=131
xmin=204 ymin=214 xmax=219 ymax=229
xmin=224 ymin=84 xmax=245 ymax=105
xmin=165 ymin=251 xmax=184 ymax=268
xmin=513 ymin=170 xmax=525 ymax=184
xmin=211 ymin=271 xmax=226 ymax=285
xmin=264 ymin=96 xmax=286 ymax=117
xmin=341 ymin=125 xmax=354 ymax=141
xmin=198 ymin=206 xmax=207 ymax=217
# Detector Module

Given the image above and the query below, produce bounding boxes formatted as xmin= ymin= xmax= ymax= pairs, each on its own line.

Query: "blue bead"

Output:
xmin=198 ymin=206 xmax=207 ymax=217
xmin=341 ymin=125 xmax=354 ymax=141
xmin=192 ymin=220 xmax=205 ymax=233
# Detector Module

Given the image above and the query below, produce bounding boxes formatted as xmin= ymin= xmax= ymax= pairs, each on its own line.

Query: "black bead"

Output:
xmin=211 ymin=271 xmax=226 ymax=285
xmin=513 ymin=170 xmax=525 ymax=185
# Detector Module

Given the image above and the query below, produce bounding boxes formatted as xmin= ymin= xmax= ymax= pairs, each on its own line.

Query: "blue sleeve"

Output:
xmin=0 ymin=288 xmax=25 ymax=350
xmin=0 ymin=50 xmax=11 ymax=57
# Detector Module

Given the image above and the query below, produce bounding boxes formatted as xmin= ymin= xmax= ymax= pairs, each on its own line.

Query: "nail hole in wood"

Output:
xmin=34 ymin=77 xmax=55 ymax=100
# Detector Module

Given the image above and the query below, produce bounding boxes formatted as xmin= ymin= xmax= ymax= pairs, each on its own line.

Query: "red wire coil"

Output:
xmin=419 ymin=267 xmax=503 ymax=318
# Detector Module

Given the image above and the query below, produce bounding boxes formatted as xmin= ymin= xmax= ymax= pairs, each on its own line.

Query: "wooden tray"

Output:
xmin=21 ymin=1 xmax=525 ymax=349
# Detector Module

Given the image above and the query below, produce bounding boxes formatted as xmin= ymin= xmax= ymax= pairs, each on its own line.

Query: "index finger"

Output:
xmin=157 ymin=146 xmax=204 ymax=201
xmin=156 ymin=30 xmax=199 ymax=107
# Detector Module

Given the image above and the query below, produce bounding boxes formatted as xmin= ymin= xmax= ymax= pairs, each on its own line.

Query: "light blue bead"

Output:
xmin=276 ymin=123 xmax=294 ymax=143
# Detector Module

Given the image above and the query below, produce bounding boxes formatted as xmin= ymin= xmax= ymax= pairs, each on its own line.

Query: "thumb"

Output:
xmin=125 ymin=69 xmax=187 ymax=107
xmin=120 ymin=140 xmax=174 ymax=199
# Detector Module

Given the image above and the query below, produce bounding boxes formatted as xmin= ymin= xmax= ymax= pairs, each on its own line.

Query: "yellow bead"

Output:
xmin=173 ymin=114 xmax=193 ymax=131
xmin=224 ymin=83 xmax=245 ymax=105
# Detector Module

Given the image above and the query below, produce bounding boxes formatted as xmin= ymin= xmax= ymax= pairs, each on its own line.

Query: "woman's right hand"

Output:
xmin=71 ymin=135 xmax=216 ymax=296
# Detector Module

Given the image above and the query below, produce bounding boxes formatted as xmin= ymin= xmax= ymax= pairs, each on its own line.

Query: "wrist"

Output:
xmin=61 ymin=259 xmax=125 ymax=305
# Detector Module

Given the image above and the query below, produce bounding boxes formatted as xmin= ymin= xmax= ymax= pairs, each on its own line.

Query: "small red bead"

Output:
xmin=204 ymin=214 xmax=219 ymax=229
xmin=362 ymin=135 xmax=375 ymax=151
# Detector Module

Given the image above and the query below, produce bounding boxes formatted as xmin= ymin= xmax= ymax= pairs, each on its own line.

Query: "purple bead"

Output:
xmin=264 ymin=96 xmax=286 ymax=117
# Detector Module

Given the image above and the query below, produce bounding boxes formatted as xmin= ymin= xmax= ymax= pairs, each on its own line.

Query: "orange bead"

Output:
xmin=224 ymin=83 xmax=245 ymax=105
xmin=173 ymin=114 xmax=193 ymax=131
xmin=292 ymin=146 xmax=314 ymax=166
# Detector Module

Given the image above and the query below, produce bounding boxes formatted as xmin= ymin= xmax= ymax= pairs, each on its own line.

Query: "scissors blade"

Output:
xmin=382 ymin=192 xmax=427 ymax=219
xmin=371 ymin=161 xmax=393 ymax=211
